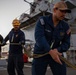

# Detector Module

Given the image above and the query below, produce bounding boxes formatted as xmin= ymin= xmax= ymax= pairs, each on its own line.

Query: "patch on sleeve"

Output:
xmin=66 ymin=28 xmax=71 ymax=35
xmin=40 ymin=18 xmax=45 ymax=25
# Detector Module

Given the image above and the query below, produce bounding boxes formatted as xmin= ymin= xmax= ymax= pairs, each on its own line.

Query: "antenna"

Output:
xmin=24 ymin=0 xmax=36 ymax=14
xmin=24 ymin=0 xmax=35 ymax=7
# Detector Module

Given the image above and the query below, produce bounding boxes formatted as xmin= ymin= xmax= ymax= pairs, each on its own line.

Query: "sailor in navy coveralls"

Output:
xmin=32 ymin=1 xmax=71 ymax=75
xmin=2 ymin=19 xmax=25 ymax=75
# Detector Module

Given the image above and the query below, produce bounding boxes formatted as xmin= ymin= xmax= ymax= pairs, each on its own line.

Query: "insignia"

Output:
xmin=16 ymin=34 xmax=18 ymax=37
xmin=40 ymin=18 xmax=45 ymax=25
xmin=60 ymin=32 xmax=64 ymax=36
xmin=45 ymin=29 xmax=51 ymax=32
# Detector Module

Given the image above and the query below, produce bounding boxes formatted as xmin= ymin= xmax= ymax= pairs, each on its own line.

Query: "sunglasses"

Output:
xmin=56 ymin=8 xmax=67 ymax=13
xmin=59 ymin=10 xmax=67 ymax=13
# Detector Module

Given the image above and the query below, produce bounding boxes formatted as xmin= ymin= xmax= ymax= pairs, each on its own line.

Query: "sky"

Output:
xmin=0 ymin=0 xmax=33 ymax=38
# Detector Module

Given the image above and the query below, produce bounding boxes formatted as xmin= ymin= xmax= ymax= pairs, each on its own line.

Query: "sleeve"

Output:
xmin=19 ymin=31 xmax=25 ymax=45
xmin=4 ymin=30 xmax=12 ymax=43
xmin=35 ymin=17 xmax=51 ymax=52
xmin=57 ymin=25 xmax=71 ymax=52
xmin=1 ymin=33 xmax=9 ymax=46
xmin=3 ymin=32 xmax=10 ymax=43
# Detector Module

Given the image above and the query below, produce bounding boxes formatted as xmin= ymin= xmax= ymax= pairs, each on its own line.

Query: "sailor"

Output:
xmin=32 ymin=1 xmax=71 ymax=75
xmin=2 ymin=19 xmax=25 ymax=75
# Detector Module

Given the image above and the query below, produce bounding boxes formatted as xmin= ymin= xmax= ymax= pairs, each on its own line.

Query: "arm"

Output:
xmin=50 ymin=28 xmax=71 ymax=64
xmin=35 ymin=17 xmax=51 ymax=52
xmin=2 ymin=33 xmax=9 ymax=46
xmin=19 ymin=31 xmax=25 ymax=45
xmin=35 ymin=17 xmax=63 ymax=64
xmin=4 ymin=34 xmax=9 ymax=42
xmin=57 ymin=27 xmax=71 ymax=52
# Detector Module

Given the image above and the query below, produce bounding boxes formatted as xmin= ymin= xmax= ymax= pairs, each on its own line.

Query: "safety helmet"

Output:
xmin=12 ymin=19 xmax=20 ymax=26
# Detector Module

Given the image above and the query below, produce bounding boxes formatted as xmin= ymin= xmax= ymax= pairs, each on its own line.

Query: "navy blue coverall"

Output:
xmin=4 ymin=28 xmax=25 ymax=75
xmin=32 ymin=14 xmax=71 ymax=75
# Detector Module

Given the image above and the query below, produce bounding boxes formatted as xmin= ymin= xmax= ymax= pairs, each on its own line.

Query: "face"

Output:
xmin=53 ymin=8 xmax=67 ymax=20
xmin=12 ymin=21 xmax=20 ymax=30
xmin=13 ymin=25 xmax=19 ymax=30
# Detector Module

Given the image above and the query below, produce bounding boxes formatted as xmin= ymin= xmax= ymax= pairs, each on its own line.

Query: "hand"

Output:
xmin=49 ymin=49 xmax=62 ymax=65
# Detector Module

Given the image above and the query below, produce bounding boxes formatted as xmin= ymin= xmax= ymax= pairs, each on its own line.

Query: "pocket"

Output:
xmin=45 ymin=29 xmax=52 ymax=37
